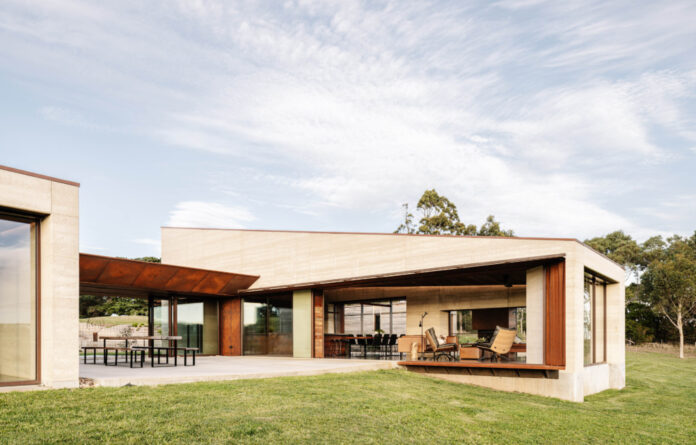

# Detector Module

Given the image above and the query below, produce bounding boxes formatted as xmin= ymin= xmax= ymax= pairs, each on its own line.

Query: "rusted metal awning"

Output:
xmin=240 ymin=254 xmax=566 ymax=295
xmin=80 ymin=253 xmax=259 ymax=298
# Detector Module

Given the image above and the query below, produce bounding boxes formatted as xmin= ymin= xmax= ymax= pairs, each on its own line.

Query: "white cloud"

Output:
xmin=167 ymin=201 xmax=255 ymax=229
xmin=2 ymin=0 xmax=696 ymax=240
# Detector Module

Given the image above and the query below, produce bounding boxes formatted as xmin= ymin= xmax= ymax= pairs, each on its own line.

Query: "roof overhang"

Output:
xmin=79 ymin=253 xmax=259 ymax=298
xmin=240 ymin=254 xmax=566 ymax=295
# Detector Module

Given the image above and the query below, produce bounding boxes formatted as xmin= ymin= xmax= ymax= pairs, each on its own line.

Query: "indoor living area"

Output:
xmin=319 ymin=262 xmax=537 ymax=364
xmin=237 ymin=254 xmax=576 ymax=372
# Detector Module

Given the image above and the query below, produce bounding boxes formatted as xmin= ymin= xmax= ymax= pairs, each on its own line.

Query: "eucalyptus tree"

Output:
xmin=640 ymin=235 xmax=696 ymax=359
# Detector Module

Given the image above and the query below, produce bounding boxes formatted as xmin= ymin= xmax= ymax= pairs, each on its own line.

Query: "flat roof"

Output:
xmin=162 ymin=226 xmax=625 ymax=269
xmin=80 ymin=253 xmax=259 ymax=298
xmin=0 ymin=164 xmax=80 ymax=187
xmin=240 ymin=254 xmax=568 ymax=295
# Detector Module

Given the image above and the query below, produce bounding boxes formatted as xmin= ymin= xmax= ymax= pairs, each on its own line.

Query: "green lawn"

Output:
xmin=1 ymin=351 xmax=695 ymax=444
xmin=80 ymin=315 xmax=148 ymax=327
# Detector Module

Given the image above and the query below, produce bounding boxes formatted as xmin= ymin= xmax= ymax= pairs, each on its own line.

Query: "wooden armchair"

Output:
xmin=476 ymin=326 xmax=516 ymax=362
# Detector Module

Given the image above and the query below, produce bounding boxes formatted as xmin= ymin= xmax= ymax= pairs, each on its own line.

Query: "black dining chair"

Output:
xmin=381 ymin=334 xmax=390 ymax=357
xmin=358 ymin=335 xmax=369 ymax=359
xmin=371 ymin=334 xmax=383 ymax=359
xmin=364 ymin=335 xmax=374 ymax=358
xmin=388 ymin=334 xmax=398 ymax=357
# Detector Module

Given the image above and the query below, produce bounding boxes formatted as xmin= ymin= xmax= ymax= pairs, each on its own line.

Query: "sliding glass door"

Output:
xmin=0 ymin=213 xmax=39 ymax=385
xmin=177 ymin=298 xmax=218 ymax=355
xmin=243 ymin=295 xmax=292 ymax=356
xmin=150 ymin=297 xmax=219 ymax=354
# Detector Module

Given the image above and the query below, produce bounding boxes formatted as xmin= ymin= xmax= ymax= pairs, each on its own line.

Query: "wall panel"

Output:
xmin=545 ymin=261 xmax=565 ymax=366
xmin=219 ymin=298 xmax=241 ymax=356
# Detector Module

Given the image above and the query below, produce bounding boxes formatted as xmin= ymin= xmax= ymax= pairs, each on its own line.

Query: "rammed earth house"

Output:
xmin=1 ymin=165 xmax=625 ymax=401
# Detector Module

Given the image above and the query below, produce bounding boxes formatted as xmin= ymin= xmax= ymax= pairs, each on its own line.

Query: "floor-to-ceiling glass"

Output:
xmin=0 ymin=214 xmax=38 ymax=384
xmin=150 ymin=298 xmax=170 ymax=348
xmin=177 ymin=298 xmax=218 ymax=355
xmin=177 ymin=300 xmax=203 ymax=352
xmin=243 ymin=295 xmax=292 ymax=356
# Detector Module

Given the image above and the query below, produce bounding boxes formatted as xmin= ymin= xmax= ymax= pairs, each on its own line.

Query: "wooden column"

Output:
xmin=219 ymin=298 xmax=242 ymax=356
xmin=544 ymin=261 xmax=566 ymax=366
xmin=312 ymin=289 xmax=324 ymax=358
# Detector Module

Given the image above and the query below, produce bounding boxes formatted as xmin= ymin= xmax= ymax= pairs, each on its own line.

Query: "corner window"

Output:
xmin=584 ymin=271 xmax=607 ymax=365
xmin=0 ymin=212 xmax=39 ymax=384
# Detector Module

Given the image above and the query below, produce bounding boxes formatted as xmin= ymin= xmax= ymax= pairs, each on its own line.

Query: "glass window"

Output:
xmin=174 ymin=299 xmax=219 ymax=355
xmin=449 ymin=310 xmax=478 ymax=343
xmin=340 ymin=299 xmax=406 ymax=335
xmin=513 ymin=307 xmax=526 ymax=342
xmin=449 ymin=307 xmax=526 ymax=344
xmin=0 ymin=215 xmax=38 ymax=384
xmin=243 ymin=296 xmax=293 ymax=356
xmin=584 ymin=271 xmax=607 ymax=365
xmin=595 ymin=282 xmax=606 ymax=363
xmin=584 ymin=278 xmax=592 ymax=366
xmin=150 ymin=298 xmax=171 ymax=348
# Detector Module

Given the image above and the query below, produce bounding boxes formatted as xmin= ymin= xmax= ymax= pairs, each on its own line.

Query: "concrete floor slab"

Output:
xmin=80 ymin=356 xmax=399 ymax=387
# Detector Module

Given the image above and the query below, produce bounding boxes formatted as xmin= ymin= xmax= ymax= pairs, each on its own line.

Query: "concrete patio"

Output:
xmin=80 ymin=356 xmax=399 ymax=387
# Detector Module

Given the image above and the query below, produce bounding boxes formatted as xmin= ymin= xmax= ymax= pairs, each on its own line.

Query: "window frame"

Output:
xmin=584 ymin=271 xmax=607 ymax=367
xmin=0 ymin=209 xmax=41 ymax=387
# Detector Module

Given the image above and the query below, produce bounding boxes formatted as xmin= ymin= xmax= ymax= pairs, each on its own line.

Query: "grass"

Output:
xmin=79 ymin=315 xmax=148 ymax=327
xmin=1 ymin=351 xmax=695 ymax=444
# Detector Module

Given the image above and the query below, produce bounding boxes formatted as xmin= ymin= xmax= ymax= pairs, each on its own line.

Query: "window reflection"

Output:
xmin=0 ymin=215 xmax=38 ymax=384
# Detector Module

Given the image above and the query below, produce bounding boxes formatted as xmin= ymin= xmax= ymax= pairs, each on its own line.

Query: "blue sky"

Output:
xmin=1 ymin=0 xmax=695 ymax=258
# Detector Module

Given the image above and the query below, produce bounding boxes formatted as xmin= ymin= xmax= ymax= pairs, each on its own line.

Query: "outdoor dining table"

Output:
xmin=98 ymin=335 xmax=183 ymax=367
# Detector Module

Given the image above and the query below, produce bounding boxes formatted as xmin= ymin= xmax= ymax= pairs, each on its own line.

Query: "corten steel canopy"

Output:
xmin=80 ymin=253 xmax=259 ymax=298
xmin=240 ymin=254 xmax=568 ymax=295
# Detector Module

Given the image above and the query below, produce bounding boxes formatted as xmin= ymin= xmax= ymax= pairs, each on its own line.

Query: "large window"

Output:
xmin=342 ymin=299 xmax=406 ymax=335
xmin=176 ymin=298 xmax=218 ymax=355
xmin=243 ymin=295 xmax=293 ymax=356
xmin=584 ymin=271 xmax=607 ymax=366
xmin=449 ymin=307 xmax=526 ymax=344
xmin=0 ymin=213 xmax=39 ymax=385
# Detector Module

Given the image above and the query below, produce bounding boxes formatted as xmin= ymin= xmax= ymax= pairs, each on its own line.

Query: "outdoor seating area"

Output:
xmin=81 ymin=335 xmax=198 ymax=368
xmin=393 ymin=326 xmax=525 ymax=363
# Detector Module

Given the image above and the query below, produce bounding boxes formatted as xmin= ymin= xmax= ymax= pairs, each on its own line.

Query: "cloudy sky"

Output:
xmin=1 ymin=0 xmax=695 ymax=257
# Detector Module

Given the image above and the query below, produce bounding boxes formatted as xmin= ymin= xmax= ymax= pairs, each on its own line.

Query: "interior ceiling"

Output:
xmin=79 ymin=253 xmax=259 ymax=299
xmin=345 ymin=268 xmax=527 ymax=288
xmin=240 ymin=254 xmax=565 ymax=296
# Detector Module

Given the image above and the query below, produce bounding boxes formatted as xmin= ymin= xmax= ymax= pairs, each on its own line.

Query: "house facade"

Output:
xmin=160 ymin=227 xmax=626 ymax=401
xmin=0 ymin=166 xmax=79 ymax=389
xmin=1 ymin=165 xmax=626 ymax=401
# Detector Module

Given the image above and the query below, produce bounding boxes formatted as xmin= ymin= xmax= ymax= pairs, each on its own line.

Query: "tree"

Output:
xmin=394 ymin=203 xmax=415 ymax=234
xmin=415 ymin=189 xmax=476 ymax=235
xmin=477 ymin=215 xmax=514 ymax=237
xmin=395 ymin=189 xmax=513 ymax=237
xmin=640 ymin=237 xmax=696 ymax=358
xmin=585 ymin=231 xmax=644 ymax=282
